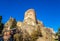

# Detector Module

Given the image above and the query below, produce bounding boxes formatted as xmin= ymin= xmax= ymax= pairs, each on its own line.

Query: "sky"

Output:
xmin=0 ymin=0 xmax=60 ymax=32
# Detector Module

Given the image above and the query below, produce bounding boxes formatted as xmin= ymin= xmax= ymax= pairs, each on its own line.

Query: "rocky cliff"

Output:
xmin=3 ymin=9 xmax=55 ymax=41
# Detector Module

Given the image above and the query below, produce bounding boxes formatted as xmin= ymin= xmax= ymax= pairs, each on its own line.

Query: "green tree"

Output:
xmin=0 ymin=16 xmax=2 ymax=22
xmin=0 ymin=16 xmax=4 ymax=34
xmin=56 ymin=28 xmax=60 ymax=41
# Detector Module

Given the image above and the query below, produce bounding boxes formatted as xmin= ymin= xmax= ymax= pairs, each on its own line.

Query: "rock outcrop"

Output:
xmin=3 ymin=9 xmax=55 ymax=41
xmin=24 ymin=9 xmax=37 ymax=26
xmin=3 ymin=17 xmax=17 ymax=33
xmin=17 ymin=9 xmax=55 ymax=41
xmin=4 ymin=16 xmax=16 ymax=28
xmin=16 ymin=21 xmax=23 ymax=31
xmin=45 ymin=28 xmax=55 ymax=41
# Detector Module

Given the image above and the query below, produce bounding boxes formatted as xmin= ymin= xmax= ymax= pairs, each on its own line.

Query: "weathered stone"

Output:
xmin=3 ymin=16 xmax=17 ymax=33
xmin=17 ymin=21 xmax=22 ymax=27
xmin=13 ymin=33 xmax=22 ymax=41
xmin=2 ymin=9 xmax=56 ymax=41
xmin=37 ymin=20 xmax=44 ymax=27
xmin=16 ymin=9 xmax=55 ymax=41
xmin=45 ymin=28 xmax=55 ymax=41
xmin=5 ymin=16 xmax=16 ymax=28
xmin=16 ymin=21 xmax=23 ymax=31
xmin=24 ymin=9 xmax=37 ymax=26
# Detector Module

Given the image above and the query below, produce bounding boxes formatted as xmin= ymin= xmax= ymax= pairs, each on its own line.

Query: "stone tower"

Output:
xmin=24 ymin=9 xmax=37 ymax=25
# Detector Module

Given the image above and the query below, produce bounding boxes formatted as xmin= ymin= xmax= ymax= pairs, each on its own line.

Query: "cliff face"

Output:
xmin=3 ymin=9 xmax=55 ymax=41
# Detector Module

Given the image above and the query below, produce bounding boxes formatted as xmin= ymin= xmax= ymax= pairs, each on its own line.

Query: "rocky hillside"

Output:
xmin=3 ymin=9 xmax=55 ymax=41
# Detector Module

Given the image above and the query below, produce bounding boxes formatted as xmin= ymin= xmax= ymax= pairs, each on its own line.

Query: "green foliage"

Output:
xmin=55 ymin=40 xmax=58 ymax=41
xmin=56 ymin=32 xmax=58 ymax=36
xmin=56 ymin=27 xmax=60 ymax=41
xmin=58 ymin=28 xmax=60 ymax=33
xmin=0 ymin=16 xmax=2 ymax=21
xmin=0 ymin=16 xmax=4 ymax=34
xmin=10 ymin=19 xmax=17 ymax=29
xmin=10 ymin=25 xmax=16 ymax=29
xmin=56 ymin=28 xmax=60 ymax=36
xmin=10 ymin=26 xmax=13 ymax=29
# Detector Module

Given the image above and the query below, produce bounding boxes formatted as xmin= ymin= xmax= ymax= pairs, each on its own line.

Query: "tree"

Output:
xmin=0 ymin=16 xmax=2 ymax=22
xmin=56 ymin=28 xmax=60 ymax=41
xmin=0 ymin=16 xmax=4 ymax=34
